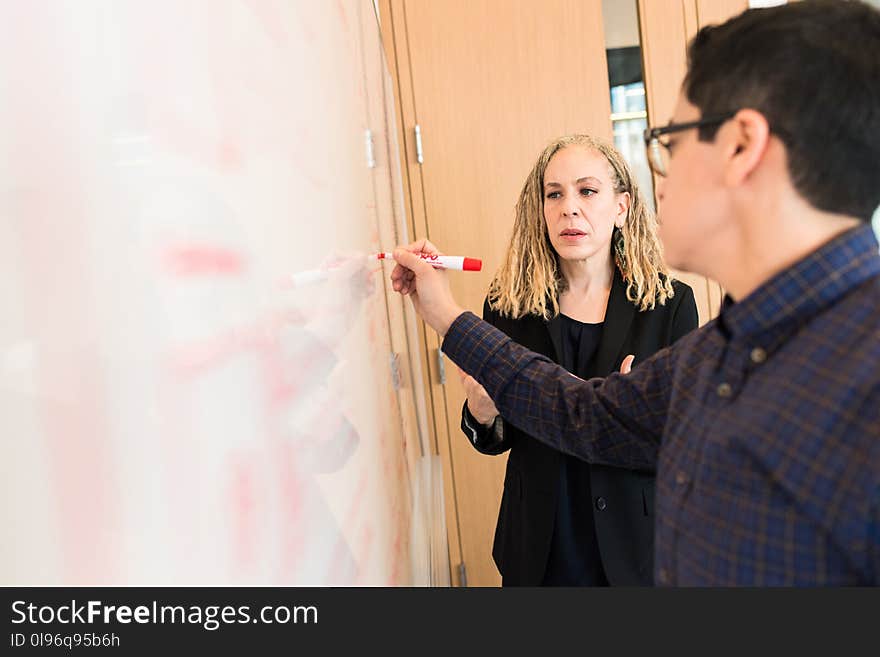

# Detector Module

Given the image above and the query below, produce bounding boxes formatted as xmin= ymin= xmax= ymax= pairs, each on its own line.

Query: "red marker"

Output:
xmin=375 ymin=252 xmax=481 ymax=272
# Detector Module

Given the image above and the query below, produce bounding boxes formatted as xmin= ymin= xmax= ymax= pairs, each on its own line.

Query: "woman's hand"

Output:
xmin=454 ymin=348 xmax=632 ymax=428
xmin=457 ymin=367 xmax=499 ymax=427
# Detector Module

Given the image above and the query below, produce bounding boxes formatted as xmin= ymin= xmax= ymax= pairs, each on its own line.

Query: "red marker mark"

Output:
xmin=241 ymin=0 xmax=291 ymax=45
xmin=217 ymin=139 xmax=243 ymax=169
xmin=164 ymin=245 xmax=245 ymax=276
xmin=336 ymin=0 xmax=350 ymax=33
xmin=230 ymin=458 xmax=256 ymax=571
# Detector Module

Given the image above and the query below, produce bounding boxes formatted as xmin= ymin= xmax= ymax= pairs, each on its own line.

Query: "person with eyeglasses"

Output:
xmin=390 ymin=0 xmax=880 ymax=586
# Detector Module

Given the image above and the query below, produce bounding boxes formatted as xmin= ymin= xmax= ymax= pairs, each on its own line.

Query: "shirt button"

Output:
xmin=675 ymin=471 xmax=688 ymax=485
xmin=658 ymin=568 xmax=669 ymax=584
xmin=595 ymin=497 xmax=607 ymax=511
xmin=717 ymin=382 xmax=732 ymax=398
xmin=750 ymin=347 xmax=767 ymax=364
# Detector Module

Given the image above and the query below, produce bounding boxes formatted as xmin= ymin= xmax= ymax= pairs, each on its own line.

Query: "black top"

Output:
xmin=542 ymin=316 xmax=605 ymax=585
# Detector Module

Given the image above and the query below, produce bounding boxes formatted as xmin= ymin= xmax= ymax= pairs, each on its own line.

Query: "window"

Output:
xmin=602 ymin=0 xmax=654 ymax=210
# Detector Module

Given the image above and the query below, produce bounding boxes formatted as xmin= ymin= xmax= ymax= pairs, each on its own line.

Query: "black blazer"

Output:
xmin=461 ymin=269 xmax=698 ymax=586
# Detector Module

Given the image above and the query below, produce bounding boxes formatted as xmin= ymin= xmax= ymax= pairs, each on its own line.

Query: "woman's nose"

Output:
xmin=562 ymin=205 xmax=579 ymax=217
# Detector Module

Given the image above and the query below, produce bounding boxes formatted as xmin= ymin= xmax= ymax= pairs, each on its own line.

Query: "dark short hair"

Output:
xmin=684 ymin=0 xmax=880 ymax=222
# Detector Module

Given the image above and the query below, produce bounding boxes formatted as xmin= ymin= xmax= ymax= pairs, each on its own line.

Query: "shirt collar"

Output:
xmin=718 ymin=224 xmax=880 ymax=347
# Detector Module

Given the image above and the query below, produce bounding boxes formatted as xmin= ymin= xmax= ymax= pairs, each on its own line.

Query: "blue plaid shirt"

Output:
xmin=443 ymin=225 xmax=880 ymax=586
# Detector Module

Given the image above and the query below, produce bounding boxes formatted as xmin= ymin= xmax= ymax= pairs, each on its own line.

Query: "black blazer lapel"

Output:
xmin=592 ymin=267 xmax=636 ymax=377
xmin=545 ymin=312 xmax=564 ymax=364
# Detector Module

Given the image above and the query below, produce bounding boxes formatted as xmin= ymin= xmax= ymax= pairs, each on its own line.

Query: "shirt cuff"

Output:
xmin=462 ymin=402 xmax=505 ymax=451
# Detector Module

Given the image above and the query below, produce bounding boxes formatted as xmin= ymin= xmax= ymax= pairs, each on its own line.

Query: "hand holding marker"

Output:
xmin=375 ymin=252 xmax=481 ymax=272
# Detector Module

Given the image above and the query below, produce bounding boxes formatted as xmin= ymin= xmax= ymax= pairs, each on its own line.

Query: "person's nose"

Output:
xmin=562 ymin=202 xmax=580 ymax=217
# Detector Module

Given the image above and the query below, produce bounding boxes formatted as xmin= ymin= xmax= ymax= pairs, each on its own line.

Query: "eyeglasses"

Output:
xmin=643 ymin=112 xmax=736 ymax=177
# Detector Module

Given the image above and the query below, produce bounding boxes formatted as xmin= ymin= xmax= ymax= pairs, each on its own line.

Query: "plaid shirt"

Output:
xmin=443 ymin=225 xmax=880 ymax=586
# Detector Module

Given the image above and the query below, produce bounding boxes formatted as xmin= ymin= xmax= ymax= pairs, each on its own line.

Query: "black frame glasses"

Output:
xmin=643 ymin=112 xmax=736 ymax=177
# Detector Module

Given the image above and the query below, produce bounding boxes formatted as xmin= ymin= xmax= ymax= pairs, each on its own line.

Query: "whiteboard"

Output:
xmin=0 ymin=0 xmax=445 ymax=585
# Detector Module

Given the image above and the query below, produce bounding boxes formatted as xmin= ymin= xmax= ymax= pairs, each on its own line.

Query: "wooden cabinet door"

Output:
xmin=638 ymin=0 xmax=748 ymax=323
xmin=384 ymin=0 xmax=613 ymax=586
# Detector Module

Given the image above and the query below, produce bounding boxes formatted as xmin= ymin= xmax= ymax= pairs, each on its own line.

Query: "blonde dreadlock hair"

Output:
xmin=487 ymin=134 xmax=674 ymax=319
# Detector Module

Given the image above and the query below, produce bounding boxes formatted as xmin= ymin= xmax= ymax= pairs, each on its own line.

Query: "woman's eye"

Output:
xmin=546 ymin=191 xmax=561 ymax=199
xmin=580 ymin=188 xmax=597 ymax=197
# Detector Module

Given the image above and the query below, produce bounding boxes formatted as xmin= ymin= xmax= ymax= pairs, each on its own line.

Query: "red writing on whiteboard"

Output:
xmin=163 ymin=245 xmax=246 ymax=276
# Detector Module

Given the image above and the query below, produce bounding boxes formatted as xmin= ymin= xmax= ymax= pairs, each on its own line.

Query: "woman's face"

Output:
xmin=542 ymin=146 xmax=630 ymax=263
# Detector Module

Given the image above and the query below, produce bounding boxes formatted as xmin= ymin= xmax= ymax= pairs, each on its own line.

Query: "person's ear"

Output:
xmin=615 ymin=191 xmax=631 ymax=228
xmin=723 ymin=109 xmax=770 ymax=187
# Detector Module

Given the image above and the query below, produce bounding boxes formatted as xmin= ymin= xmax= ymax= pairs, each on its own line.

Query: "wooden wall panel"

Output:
xmin=382 ymin=0 xmax=613 ymax=586
xmin=637 ymin=0 xmax=746 ymax=323
xmin=697 ymin=0 xmax=749 ymax=28
xmin=378 ymin=0 xmax=464 ymax=585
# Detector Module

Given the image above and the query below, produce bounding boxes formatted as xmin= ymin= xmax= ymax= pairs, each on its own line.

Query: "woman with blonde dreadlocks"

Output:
xmin=459 ymin=135 xmax=698 ymax=586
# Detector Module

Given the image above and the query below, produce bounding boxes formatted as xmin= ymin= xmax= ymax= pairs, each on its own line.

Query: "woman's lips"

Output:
xmin=559 ymin=229 xmax=587 ymax=241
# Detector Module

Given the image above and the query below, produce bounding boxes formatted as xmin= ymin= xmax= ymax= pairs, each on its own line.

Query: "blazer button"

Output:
xmin=717 ymin=382 xmax=733 ymax=398
xmin=595 ymin=497 xmax=607 ymax=511
xmin=750 ymin=347 xmax=767 ymax=364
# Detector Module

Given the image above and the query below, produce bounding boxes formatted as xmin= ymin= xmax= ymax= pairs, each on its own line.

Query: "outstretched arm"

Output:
xmin=391 ymin=241 xmax=673 ymax=471
xmin=443 ymin=312 xmax=670 ymax=471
